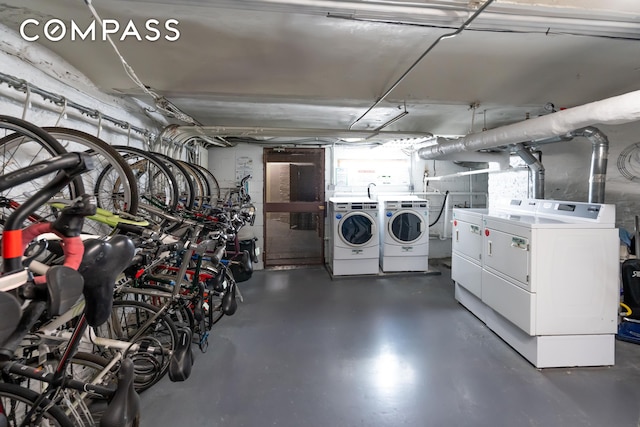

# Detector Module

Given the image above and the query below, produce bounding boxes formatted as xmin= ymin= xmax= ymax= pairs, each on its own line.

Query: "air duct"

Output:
xmin=417 ymin=89 xmax=640 ymax=160
xmin=514 ymin=143 xmax=545 ymax=199
xmin=569 ymin=127 xmax=609 ymax=203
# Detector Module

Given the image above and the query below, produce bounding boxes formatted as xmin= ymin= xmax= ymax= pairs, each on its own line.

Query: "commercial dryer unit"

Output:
xmin=451 ymin=208 xmax=486 ymax=317
xmin=379 ymin=197 xmax=429 ymax=272
xmin=328 ymin=198 xmax=379 ymax=276
xmin=452 ymin=199 xmax=619 ymax=368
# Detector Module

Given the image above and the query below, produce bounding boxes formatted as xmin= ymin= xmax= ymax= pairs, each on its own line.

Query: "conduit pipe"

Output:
xmin=417 ymin=89 xmax=640 ymax=160
xmin=514 ymin=143 xmax=545 ymax=199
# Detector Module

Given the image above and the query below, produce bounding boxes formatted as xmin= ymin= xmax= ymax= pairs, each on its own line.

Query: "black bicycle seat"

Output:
xmin=78 ymin=235 xmax=135 ymax=327
xmin=222 ymin=282 xmax=237 ymax=316
xmin=100 ymin=358 xmax=140 ymax=427
xmin=168 ymin=328 xmax=194 ymax=382
xmin=46 ymin=265 xmax=84 ymax=316
xmin=0 ymin=291 xmax=21 ymax=347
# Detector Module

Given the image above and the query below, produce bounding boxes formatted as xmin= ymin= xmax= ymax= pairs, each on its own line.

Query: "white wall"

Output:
xmin=208 ymin=143 xmax=264 ymax=269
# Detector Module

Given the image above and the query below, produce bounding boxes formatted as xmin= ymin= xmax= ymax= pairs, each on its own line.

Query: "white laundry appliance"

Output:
xmin=328 ymin=198 xmax=380 ymax=276
xmin=379 ymin=197 xmax=429 ymax=272
xmin=451 ymin=208 xmax=486 ymax=315
xmin=452 ymin=199 xmax=619 ymax=368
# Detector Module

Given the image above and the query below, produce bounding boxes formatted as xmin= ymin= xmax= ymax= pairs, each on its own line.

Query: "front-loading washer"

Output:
xmin=328 ymin=198 xmax=379 ymax=276
xmin=379 ymin=197 xmax=429 ymax=272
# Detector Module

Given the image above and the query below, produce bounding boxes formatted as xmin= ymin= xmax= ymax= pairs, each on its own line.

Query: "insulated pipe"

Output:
xmin=417 ymin=89 xmax=640 ymax=160
xmin=570 ymin=127 xmax=609 ymax=203
xmin=514 ymin=143 xmax=545 ymax=199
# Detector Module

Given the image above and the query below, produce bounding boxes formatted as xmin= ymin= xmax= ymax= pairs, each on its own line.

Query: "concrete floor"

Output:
xmin=140 ymin=267 xmax=640 ymax=427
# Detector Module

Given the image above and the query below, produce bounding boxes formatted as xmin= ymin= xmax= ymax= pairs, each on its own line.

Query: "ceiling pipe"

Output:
xmin=569 ymin=127 xmax=609 ymax=203
xmin=418 ymin=89 xmax=640 ymax=161
xmin=514 ymin=143 xmax=544 ymax=199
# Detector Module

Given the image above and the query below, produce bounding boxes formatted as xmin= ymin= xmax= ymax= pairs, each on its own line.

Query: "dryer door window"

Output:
xmin=390 ymin=212 xmax=423 ymax=243
xmin=340 ymin=213 xmax=374 ymax=246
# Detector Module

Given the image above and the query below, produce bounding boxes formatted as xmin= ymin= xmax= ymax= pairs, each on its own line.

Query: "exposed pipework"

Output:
xmin=417 ymin=89 xmax=640 ymax=160
xmin=514 ymin=143 xmax=545 ymax=199
xmin=569 ymin=127 xmax=609 ymax=203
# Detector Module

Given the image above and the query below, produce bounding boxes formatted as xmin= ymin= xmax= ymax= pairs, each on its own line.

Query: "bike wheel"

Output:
xmin=94 ymin=299 xmax=178 ymax=392
xmin=40 ymin=128 xmax=139 ymax=215
xmin=64 ymin=352 xmax=118 ymax=425
xmin=111 ymin=146 xmax=180 ymax=214
xmin=191 ymin=164 xmax=220 ymax=206
xmin=177 ymin=160 xmax=207 ymax=210
xmin=150 ymin=152 xmax=195 ymax=211
xmin=0 ymin=382 xmax=74 ymax=427
xmin=0 ymin=116 xmax=84 ymax=229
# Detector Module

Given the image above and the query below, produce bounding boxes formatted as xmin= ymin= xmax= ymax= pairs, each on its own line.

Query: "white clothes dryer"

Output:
xmin=328 ymin=198 xmax=380 ymax=276
xmin=379 ymin=197 xmax=429 ymax=272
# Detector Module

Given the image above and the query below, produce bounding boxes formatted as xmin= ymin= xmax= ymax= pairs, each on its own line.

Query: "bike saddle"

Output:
xmin=46 ymin=265 xmax=84 ymax=316
xmin=206 ymin=268 xmax=225 ymax=292
xmin=100 ymin=358 xmax=140 ymax=427
xmin=168 ymin=328 xmax=194 ymax=382
xmin=222 ymin=282 xmax=238 ymax=316
xmin=78 ymin=235 xmax=135 ymax=327
xmin=0 ymin=292 xmax=21 ymax=347
xmin=230 ymin=251 xmax=253 ymax=283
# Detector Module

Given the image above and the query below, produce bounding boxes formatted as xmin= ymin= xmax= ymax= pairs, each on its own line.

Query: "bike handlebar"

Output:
xmin=2 ymin=152 xmax=94 ymax=273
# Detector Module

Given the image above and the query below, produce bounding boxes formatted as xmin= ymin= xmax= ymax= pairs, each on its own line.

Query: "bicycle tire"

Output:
xmin=191 ymin=164 xmax=221 ymax=205
xmin=176 ymin=160 xmax=207 ymax=210
xmin=62 ymin=352 xmax=118 ymax=426
xmin=0 ymin=382 xmax=74 ymax=427
xmin=40 ymin=128 xmax=139 ymax=214
xmin=125 ymin=283 xmax=196 ymax=332
xmin=0 ymin=116 xmax=84 ymax=229
xmin=150 ymin=152 xmax=195 ymax=211
xmin=111 ymin=146 xmax=180 ymax=212
xmin=95 ymin=299 xmax=179 ymax=392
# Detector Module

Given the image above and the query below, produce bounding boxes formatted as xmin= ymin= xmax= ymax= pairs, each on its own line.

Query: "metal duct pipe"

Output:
xmin=514 ymin=143 xmax=545 ymax=199
xmin=417 ymin=89 xmax=640 ymax=160
xmin=569 ymin=127 xmax=609 ymax=203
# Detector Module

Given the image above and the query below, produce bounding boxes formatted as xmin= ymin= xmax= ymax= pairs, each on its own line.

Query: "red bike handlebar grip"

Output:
xmin=21 ymin=222 xmax=84 ymax=285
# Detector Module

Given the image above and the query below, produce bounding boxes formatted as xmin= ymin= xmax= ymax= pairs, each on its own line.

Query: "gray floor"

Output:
xmin=140 ymin=267 xmax=640 ymax=427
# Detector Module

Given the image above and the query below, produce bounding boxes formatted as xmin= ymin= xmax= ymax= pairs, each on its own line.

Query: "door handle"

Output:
xmin=488 ymin=240 xmax=492 ymax=256
xmin=455 ymin=230 xmax=459 ymax=242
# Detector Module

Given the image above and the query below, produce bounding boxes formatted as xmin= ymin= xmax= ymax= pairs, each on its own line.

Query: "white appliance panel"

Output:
xmin=482 ymin=269 xmax=536 ymax=335
xmin=483 ymin=227 xmax=530 ymax=289
xmin=533 ymin=228 xmax=619 ymax=335
xmin=452 ymin=219 xmax=483 ymax=263
xmin=451 ymin=253 xmax=482 ymax=298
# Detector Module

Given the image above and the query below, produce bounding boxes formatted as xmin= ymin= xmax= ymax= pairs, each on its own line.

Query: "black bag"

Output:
xmin=622 ymin=258 xmax=640 ymax=320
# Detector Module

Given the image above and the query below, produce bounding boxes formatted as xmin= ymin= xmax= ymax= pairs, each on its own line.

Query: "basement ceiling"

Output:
xmin=0 ymin=0 xmax=639 ymax=143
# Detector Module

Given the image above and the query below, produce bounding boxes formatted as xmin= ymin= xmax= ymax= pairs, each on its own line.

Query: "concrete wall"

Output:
xmin=0 ymin=23 xmax=161 ymax=149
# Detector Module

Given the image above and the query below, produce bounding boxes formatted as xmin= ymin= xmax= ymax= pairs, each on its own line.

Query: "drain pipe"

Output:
xmin=515 ymin=144 xmax=545 ymax=199
xmin=570 ymin=126 xmax=609 ymax=203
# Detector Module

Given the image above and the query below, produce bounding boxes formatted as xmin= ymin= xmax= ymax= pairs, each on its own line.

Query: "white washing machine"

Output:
xmin=328 ymin=198 xmax=379 ymax=276
xmin=379 ymin=197 xmax=429 ymax=272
